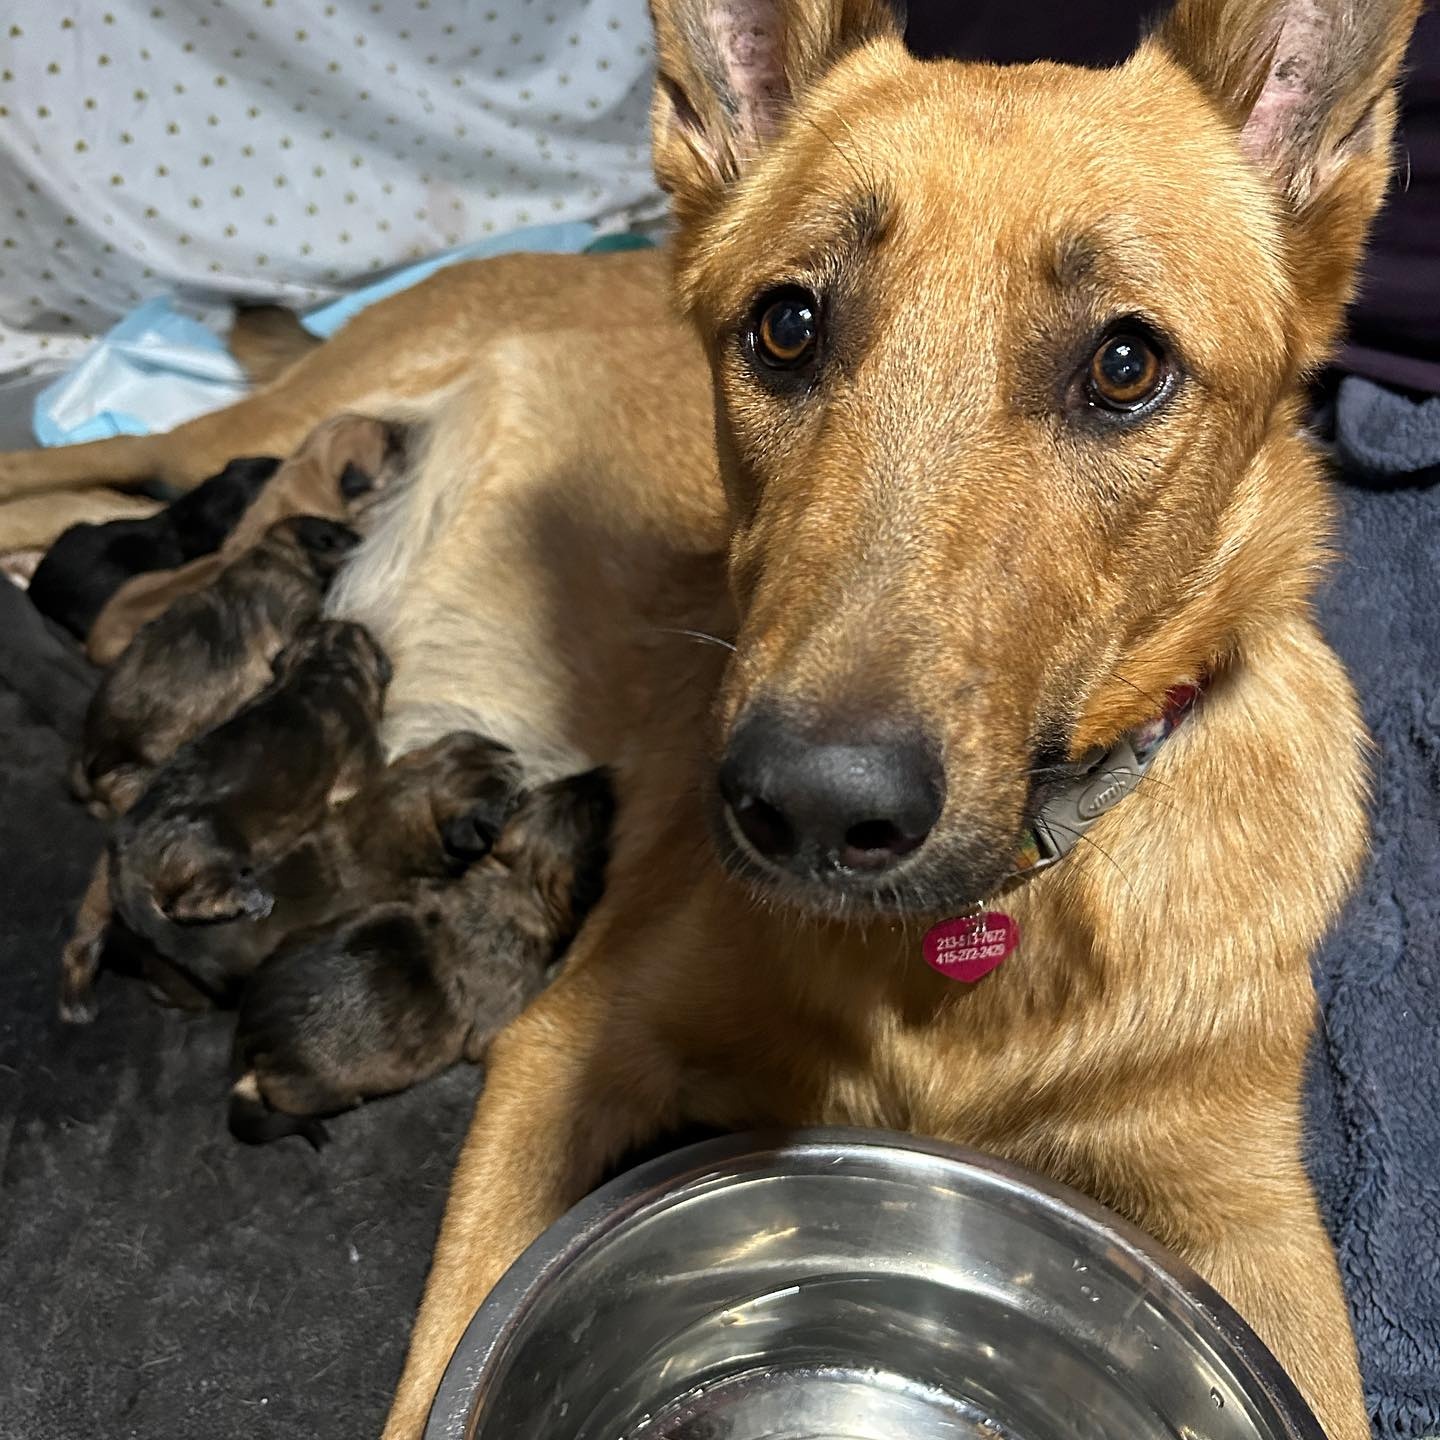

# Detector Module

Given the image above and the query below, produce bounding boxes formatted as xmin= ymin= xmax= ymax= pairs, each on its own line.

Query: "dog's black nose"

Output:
xmin=719 ymin=711 xmax=944 ymax=875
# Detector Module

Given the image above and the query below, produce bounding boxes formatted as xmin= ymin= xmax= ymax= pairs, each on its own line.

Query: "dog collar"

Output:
xmin=1010 ymin=680 xmax=1203 ymax=878
xmin=922 ymin=680 xmax=1203 ymax=983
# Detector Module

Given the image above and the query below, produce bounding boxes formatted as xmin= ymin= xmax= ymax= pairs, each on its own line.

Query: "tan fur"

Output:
xmin=6 ymin=1 xmax=1419 ymax=1436
xmin=226 ymin=303 xmax=324 ymax=385
xmin=0 ymin=488 xmax=162 ymax=555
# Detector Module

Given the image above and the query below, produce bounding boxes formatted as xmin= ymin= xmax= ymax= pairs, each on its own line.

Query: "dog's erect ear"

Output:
xmin=649 ymin=0 xmax=902 ymax=217
xmin=1156 ymin=0 xmax=1420 ymax=359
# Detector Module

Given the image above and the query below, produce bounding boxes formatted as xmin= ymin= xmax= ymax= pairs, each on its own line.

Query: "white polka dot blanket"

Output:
xmin=0 ymin=0 xmax=664 ymax=377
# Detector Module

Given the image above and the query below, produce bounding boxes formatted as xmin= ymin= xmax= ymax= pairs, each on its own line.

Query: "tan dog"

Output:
xmin=85 ymin=412 xmax=399 ymax=665
xmin=2 ymin=0 xmax=1419 ymax=1435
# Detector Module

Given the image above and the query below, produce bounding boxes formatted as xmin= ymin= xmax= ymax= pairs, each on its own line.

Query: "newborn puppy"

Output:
xmin=58 ymin=730 xmax=518 ymax=1024
xmin=229 ymin=768 xmax=614 ymax=1147
xmin=60 ymin=620 xmax=390 ymax=1020
xmin=171 ymin=730 xmax=525 ymax=986
xmin=28 ymin=456 xmax=280 ymax=640
xmin=87 ymin=414 xmax=405 ymax=665
xmin=75 ymin=515 xmax=361 ymax=819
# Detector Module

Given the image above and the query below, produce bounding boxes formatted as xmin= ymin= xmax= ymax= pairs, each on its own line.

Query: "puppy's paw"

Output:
xmin=59 ymin=938 xmax=103 ymax=1025
xmin=338 ymin=462 xmax=375 ymax=500
xmin=441 ymin=809 xmax=500 ymax=862
xmin=229 ymin=1074 xmax=332 ymax=1150
xmin=162 ymin=868 xmax=274 ymax=925
xmin=58 ymin=985 xmax=99 ymax=1026
xmin=300 ymin=1117 xmax=331 ymax=1152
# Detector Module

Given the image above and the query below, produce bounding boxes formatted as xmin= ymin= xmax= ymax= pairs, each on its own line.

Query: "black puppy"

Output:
xmin=59 ymin=620 xmax=390 ymax=1021
xmin=28 ymin=455 xmax=280 ymax=639
xmin=74 ymin=515 xmax=360 ymax=818
xmin=229 ymin=768 xmax=614 ymax=1146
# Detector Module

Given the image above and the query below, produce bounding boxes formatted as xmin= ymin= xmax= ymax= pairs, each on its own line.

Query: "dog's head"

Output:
xmin=649 ymin=0 xmax=1418 ymax=916
xmin=131 ymin=813 xmax=275 ymax=926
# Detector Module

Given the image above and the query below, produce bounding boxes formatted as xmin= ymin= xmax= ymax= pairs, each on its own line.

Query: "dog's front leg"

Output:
xmin=382 ymin=973 xmax=677 ymax=1440
xmin=1183 ymin=1185 xmax=1367 ymax=1440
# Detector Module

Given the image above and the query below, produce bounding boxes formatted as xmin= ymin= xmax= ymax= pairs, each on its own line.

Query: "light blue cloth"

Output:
xmin=299 ymin=221 xmax=596 ymax=339
xmin=31 ymin=299 xmax=248 ymax=447
xmin=33 ymin=221 xmax=599 ymax=446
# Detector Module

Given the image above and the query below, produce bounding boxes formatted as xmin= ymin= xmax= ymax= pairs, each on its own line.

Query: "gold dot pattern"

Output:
xmin=0 ymin=0 xmax=661 ymax=370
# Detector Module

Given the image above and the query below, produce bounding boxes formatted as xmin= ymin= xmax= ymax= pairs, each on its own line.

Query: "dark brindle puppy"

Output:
xmin=75 ymin=515 xmax=361 ymax=819
xmin=229 ymin=768 xmax=614 ymax=1147
xmin=27 ymin=455 xmax=281 ymax=640
xmin=59 ymin=619 xmax=390 ymax=1021
xmin=173 ymin=730 xmax=526 ymax=987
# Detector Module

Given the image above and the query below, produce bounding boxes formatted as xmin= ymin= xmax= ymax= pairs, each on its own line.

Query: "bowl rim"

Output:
xmin=424 ymin=1126 xmax=1328 ymax=1440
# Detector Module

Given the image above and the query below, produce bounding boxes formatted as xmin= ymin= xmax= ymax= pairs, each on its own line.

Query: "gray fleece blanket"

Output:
xmin=0 ymin=464 xmax=1436 ymax=1439
xmin=1307 ymin=473 xmax=1440 ymax=1439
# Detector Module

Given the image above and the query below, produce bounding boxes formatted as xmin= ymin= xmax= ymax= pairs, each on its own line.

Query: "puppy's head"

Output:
xmin=648 ymin=0 xmax=1419 ymax=917
xmin=134 ymin=814 xmax=274 ymax=925
xmin=274 ymin=617 xmax=394 ymax=696
xmin=306 ymin=413 xmax=403 ymax=510
xmin=171 ymin=455 xmax=282 ymax=550
xmin=267 ymin=514 xmax=363 ymax=585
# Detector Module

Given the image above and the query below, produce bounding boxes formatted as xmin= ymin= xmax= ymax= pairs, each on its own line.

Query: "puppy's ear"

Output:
xmin=1155 ymin=0 xmax=1421 ymax=362
xmin=649 ymin=0 xmax=902 ymax=220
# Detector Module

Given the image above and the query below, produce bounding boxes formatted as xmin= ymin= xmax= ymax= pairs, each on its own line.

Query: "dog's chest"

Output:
xmin=673 ymin=976 xmax=1063 ymax=1150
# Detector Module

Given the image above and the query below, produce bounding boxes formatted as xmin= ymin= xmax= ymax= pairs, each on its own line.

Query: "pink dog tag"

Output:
xmin=923 ymin=911 xmax=1020 ymax=982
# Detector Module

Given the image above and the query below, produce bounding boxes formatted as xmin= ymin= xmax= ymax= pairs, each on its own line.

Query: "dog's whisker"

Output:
xmin=1038 ymin=817 xmax=1138 ymax=899
xmin=657 ymin=626 xmax=737 ymax=653
xmin=1110 ymin=672 xmax=1170 ymax=717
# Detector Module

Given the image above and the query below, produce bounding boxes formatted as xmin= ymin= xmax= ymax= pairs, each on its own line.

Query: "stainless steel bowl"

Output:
xmin=427 ymin=1129 xmax=1323 ymax=1440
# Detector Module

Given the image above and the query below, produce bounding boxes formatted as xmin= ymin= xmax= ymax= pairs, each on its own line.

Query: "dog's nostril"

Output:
xmin=730 ymin=794 xmax=796 ymax=861
xmin=840 ymin=819 xmax=922 ymax=870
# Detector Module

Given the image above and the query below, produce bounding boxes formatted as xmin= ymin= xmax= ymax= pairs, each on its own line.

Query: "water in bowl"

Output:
xmin=625 ymin=1362 xmax=1006 ymax=1439
xmin=578 ymin=1271 xmax=1171 ymax=1440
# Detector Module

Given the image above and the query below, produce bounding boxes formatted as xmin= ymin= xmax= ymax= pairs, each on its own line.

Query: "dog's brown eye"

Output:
xmin=1087 ymin=332 xmax=1164 ymax=410
xmin=751 ymin=288 xmax=820 ymax=370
